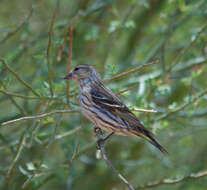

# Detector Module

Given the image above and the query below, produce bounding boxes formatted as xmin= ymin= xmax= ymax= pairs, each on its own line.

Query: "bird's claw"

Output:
xmin=96 ymin=138 xmax=104 ymax=150
xmin=94 ymin=126 xmax=103 ymax=137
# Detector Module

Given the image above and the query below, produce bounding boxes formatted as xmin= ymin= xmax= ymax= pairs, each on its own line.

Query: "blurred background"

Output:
xmin=0 ymin=0 xmax=207 ymax=189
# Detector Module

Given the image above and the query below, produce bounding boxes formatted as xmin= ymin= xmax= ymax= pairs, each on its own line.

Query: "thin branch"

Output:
xmin=55 ymin=126 xmax=81 ymax=140
xmin=22 ymin=174 xmax=56 ymax=189
xmin=95 ymin=130 xmax=135 ymax=190
xmin=0 ymin=126 xmax=82 ymax=152
xmin=69 ymin=0 xmax=111 ymax=24
xmin=156 ymin=88 xmax=207 ymax=120
xmin=71 ymin=141 xmax=96 ymax=161
xmin=178 ymin=108 xmax=207 ymax=118
xmin=137 ymin=170 xmax=207 ymax=189
xmin=172 ymin=56 xmax=207 ymax=73
xmin=0 ymin=80 xmax=26 ymax=115
xmin=132 ymin=108 xmax=158 ymax=113
xmin=115 ymin=85 xmax=158 ymax=113
xmin=1 ymin=110 xmax=80 ymax=126
xmin=46 ymin=5 xmax=58 ymax=96
xmin=133 ymin=57 xmax=207 ymax=83
xmin=0 ymin=133 xmax=15 ymax=153
xmin=46 ymin=113 xmax=64 ymax=148
xmin=46 ymin=104 xmax=67 ymax=148
xmin=99 ymin=144 xmax=135 ymax=190
xmin=57 ymin=45 xmax=63 ymax=61
xmin=0 ymin=58 xmax=40 ymax=96
xmin=4 ymin=133 xmax=26 ymax=190
xmin=69 ymin=136 xmax=80 ymax=164
xmin=0 ymin=0 xmax=109 ymax=66
xmin=66 ymin=26 xmax=73 ymax=105
xmin=106 ymin=60 xmax=158 ymax=83
xmin=116 ymin=84 xmax=137 ymax=96
xmin=0 ymin=7 xmax=34 ymax=45
xmin=0 ymin=89 xmax=61 ymax=101
xmin=169 ymin=23 xmax=207 ymax=72
xmin=0 ymin=139 xmax=18 ymax=151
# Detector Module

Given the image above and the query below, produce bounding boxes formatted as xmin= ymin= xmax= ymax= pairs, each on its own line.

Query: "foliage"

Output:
xmin=0 ymin=0 xmax=207 ymax=189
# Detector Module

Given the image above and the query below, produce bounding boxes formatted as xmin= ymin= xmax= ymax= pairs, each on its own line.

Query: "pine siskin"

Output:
xmin=64 ymin=64 xmax=167 ymax=154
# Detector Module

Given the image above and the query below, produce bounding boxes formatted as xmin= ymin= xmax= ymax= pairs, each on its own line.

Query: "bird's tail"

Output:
xmin=147 ymin=135 xmax=168 ymax=154
xmin=137 ymin=129 xmax=168 ymax=154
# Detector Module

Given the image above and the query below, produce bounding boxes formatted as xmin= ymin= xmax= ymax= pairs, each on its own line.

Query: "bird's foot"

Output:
xmin=94 ymin=126 xmax=103 ymax=137
xmin=96 ymin=132 xmax=114 ymax=150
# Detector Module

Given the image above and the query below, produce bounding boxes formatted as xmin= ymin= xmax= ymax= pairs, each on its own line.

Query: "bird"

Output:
xmin=64 ymin=64 xmax=167 ymax=154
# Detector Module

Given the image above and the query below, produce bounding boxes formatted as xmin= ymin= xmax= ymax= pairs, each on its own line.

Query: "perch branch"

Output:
xmin=95 ymin=128 xmax=135 ymax=190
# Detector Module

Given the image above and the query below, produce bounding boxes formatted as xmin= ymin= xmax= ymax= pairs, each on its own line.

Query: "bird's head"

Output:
xmin=64 ymin=64 xmax=101 ymax=85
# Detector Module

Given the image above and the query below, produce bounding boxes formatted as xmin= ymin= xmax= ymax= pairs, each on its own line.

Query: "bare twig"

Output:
xmin=156 ymin=88 xmax=207 ymax=120
xmin=4 ymin=133 xmax=26 ymax=190
xmin=66 ymin=26 xmax=73 ymax=105
xmin=69 ymin=136 xmax=80 ymax=164
xmin=95 ymin=129 xmax=135 ymax=190
xmin=0 ymin=80 xmax=26 ymax=115
xmin=55 ymin=126 xmax=81 ymax=140
xmin=172 ymin=56 xmax=207 ymax=73
xmin=106 ymin=60 xmax=158 ymax=83
xmin=0 ymin=7 xmax=34 ymax=45
xmin=23 ymin=174 xmax=56 ymax=189
xmin=46 ymin=104 xmax=69 ymax=148
xmin=99 ymin=144 xmax=135 ymax=190
xmin=169 ymin=23 xmax=207 ymax=72
xmin=1 ymin=110 xmax=80 ymax=126
xmin=0 ymin=0 xmax=109 ymax=66
xmin=46 ymin=113 xmax=64 ymax=148
xmin=0 ymin=133 xmax=15 ymax=153
xmin=46 ymin=5 xmax=58 ymax=96
xmin=132 ymin=57 xmax=207 ymax=83
xmin=115 ymin=85 xmax=157 ymax=113
xmin=116 ymin=84 xmax=137 ymax=96
xmin=0 ymin=89 xmax=61 ymax=101
xmin=137 ymin=170 xmax=207 ymax=189
xmin=0 ymin=126 xmax=82 ymax=152
xmin=132 ymin=108 xmax=158 ymax=113
xmin=0 ymin=58 xmax=40 ymax=96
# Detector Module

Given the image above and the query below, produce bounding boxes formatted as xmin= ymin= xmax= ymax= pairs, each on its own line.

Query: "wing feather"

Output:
xmin=90 ymin=87 xmax=146 ymax=132
xmin=90 ymin=85 xmax=168 ymax=153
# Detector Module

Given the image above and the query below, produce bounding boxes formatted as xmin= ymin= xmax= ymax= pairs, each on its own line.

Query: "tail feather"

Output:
xmin=136 ymin=128 xmax=168 ymax=154
xmin=148 ymin=137 xmax=168 ymax=154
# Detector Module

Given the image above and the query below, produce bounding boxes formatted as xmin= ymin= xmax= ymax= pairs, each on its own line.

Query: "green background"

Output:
xmin=0 ymin=0 xmax=207 ymax=189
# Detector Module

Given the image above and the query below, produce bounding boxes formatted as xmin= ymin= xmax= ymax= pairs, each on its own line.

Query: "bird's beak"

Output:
xmin=64 ymin=72 xmax=73 ymax=80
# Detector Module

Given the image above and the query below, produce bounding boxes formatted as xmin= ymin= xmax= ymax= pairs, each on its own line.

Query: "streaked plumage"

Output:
xmin=64 ymin=64 xmax=167 ymax=154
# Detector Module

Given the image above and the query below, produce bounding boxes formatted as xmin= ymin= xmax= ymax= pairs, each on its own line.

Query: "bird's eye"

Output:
xmin=74 ymin=67 xmax=80 ymax=71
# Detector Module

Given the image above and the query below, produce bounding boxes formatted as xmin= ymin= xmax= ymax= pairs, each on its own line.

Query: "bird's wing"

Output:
xmin=90 ymin=86 xmax=146 ymax=132
xmin=91 ymin=86 xmax=168 ymax=154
